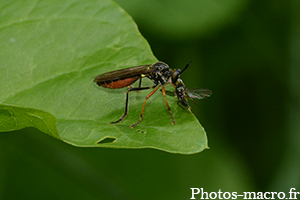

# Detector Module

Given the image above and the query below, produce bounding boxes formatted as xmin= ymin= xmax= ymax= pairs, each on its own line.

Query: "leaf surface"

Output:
xmin=0 ymin=0 xmax=208 ymax=154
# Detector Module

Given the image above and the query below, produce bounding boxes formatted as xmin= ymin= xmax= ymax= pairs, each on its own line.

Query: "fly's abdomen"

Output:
xmin=97 ymin=77 xmax=140 ymax=89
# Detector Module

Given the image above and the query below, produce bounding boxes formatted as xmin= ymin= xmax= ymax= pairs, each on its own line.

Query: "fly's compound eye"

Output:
xmin=172 ymin=69 xmax=181 ymax=84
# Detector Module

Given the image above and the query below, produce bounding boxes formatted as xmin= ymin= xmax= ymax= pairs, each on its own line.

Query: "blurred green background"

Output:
xmin=1 ymin=0 xmax=299 ymax=199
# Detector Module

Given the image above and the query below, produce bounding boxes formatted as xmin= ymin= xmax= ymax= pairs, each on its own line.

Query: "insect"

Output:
xmin=172 ymin=78 xmax=212 ymax=110
xmin=94 ymin=61 xmax=200 ymax=127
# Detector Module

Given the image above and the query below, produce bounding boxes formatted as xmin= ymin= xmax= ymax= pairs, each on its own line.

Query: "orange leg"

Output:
xmin=130 ymin=86 xmax=161 ymax=128
xmin=111 ymin=84 xmax=157 ymax=124
xmin=162 ymin=85 xmax=176 ymax=125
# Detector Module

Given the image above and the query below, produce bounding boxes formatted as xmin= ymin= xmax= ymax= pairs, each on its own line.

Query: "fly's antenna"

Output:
xmin=181 ymin=61 xmax=192 ymax=74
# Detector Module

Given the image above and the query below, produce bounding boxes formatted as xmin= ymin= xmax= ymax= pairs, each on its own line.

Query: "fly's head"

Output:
xmin=171 ymin=69 xmax=182 ymax=85
xmin=171 ymin=61 xmax=192 ymax=85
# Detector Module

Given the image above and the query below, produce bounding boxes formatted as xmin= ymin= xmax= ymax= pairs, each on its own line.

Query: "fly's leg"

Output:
xmin=135 ymin=78 xmax=143 ymax=93
xmin=110 ymin=84 xmax=157 ymax=124
xmin=130 ymin=86 xmax=160 ymax=128
xmin=162 ymin=85 xmax=176 ymax=125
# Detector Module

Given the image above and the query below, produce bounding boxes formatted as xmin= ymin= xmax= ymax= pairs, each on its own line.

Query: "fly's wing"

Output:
xmin=186 ymin=89 xmax=212 ymax=99
xmin=94 ymin=65 xmax=151 ymax=83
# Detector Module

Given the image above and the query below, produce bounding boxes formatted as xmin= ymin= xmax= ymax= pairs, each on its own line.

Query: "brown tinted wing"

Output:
xmin=94 ymin=65 xmax=151 ymax=83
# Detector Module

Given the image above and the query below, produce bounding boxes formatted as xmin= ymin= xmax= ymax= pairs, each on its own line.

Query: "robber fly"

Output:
xmin=94 ymin=61 xmax=191 ymax=128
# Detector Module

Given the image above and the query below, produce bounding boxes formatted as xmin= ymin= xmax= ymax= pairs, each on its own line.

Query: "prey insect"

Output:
xmin=94 ymin=61 xmax=191 ymax=128
xmin=166 ymin=78 xmax=212 ymax=111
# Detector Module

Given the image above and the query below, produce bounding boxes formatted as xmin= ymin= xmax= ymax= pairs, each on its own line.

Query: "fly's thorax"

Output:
xmin=149 ymin=61 xmax=172 ymax=85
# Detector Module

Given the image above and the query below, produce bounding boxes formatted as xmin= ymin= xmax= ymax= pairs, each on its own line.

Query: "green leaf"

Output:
xmin=0 ymin=0 xmax=208 ymax=154
xmin=0 ymin=104 xmax=58 ymax=138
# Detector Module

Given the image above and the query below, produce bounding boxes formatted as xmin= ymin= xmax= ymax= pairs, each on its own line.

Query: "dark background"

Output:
xmin=1 ymin=0 xmax=299 ymax=199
